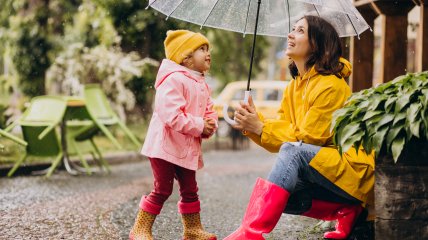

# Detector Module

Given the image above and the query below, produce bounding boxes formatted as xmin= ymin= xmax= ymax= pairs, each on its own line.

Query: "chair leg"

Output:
xmin=90 ymin=139 xmax=110 ymax=173
xmin=70 ymin=140 xmax=92 ymax=175
xmin=7 ymin=154 xmax=28 ymax=177
xmin=117 ymin=121 xmax=140 ymax=147
xmin=46 ymin=153 xmax=63 ymax=177
xmin=93 ymin=121 xmax=122 ymax=149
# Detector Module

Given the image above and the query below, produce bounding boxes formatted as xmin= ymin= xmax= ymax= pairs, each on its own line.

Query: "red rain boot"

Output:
xmin=223 ymin=178 xmax=290 ymax=240
xmin=303 ymin=199 xmax=363 ymax=239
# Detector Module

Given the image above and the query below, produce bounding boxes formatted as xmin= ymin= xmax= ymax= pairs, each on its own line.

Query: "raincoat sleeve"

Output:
xmin=202 ymin=95 xmax=219 ymax=139
xmin=290 ymin=85 xmax=349 ymax=145
xmin=243 ymin=90 xmax=297 ymax=153
xmin=155 ymin=76 xmax=204 ymax=137
xmin=245 ymin=101 xmax=298 ymax=153
xmin=246 ymin=83 xmax=349 ymax=153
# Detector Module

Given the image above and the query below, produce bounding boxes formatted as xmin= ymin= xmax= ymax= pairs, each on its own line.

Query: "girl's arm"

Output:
xmin=201 ymin=95 xmax=218 ymax=138
xmin=155 ymin=76 xmax=204 ymax=137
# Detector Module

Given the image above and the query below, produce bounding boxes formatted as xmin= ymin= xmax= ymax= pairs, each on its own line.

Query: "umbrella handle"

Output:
xmin=223 ymin=90 xmax=250 ymax=126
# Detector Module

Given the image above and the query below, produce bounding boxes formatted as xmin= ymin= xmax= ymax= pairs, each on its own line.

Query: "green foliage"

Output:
xmin=0 ymin=103 xmax=7 ymax=129
xmin=332 ymin=72 xmax=428 ymax=162
xmin=6 ymin=15 xmax=52 ymax=96
xmin=0 ymin=0 xmax=271 ymax=112
xmin=208 ymin=30 xmax=270 ymax=90
xmin=63 ymin=0 xmax=119 ymax=47
xmin=46 ymin=43 xmax=158 ymax=119
xmin=0 ymin=0 xmax=82 ymax=97
xmin=95 ymin=0 xmax=269 ymax=92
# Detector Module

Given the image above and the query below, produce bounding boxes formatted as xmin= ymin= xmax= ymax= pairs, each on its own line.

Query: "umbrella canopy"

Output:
xmin=147 ymin=0 xmax=371 ymax=125
xmin=147 ymin=0 xmax=370 ymax=38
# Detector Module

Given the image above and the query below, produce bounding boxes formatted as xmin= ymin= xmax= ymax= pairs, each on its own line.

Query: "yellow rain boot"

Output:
xmin=181 ymin=213 xmax=217 ymax=240
xmin=129 ymin=209 xmax=157 ymax=240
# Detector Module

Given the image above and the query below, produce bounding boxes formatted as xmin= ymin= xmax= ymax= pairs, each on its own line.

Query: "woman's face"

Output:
xmin=285 ymin=18 xmax=311 ymax=61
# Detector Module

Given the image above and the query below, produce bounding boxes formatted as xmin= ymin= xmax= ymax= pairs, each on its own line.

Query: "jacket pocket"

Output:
xmin=162 ymin=127 xmax=190 ymax=158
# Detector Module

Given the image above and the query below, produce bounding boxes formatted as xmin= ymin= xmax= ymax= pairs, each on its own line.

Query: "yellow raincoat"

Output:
xmin=245 ymin=58 xmax=374 ymax=205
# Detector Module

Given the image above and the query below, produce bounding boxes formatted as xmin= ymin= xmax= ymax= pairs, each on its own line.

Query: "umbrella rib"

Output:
xmin=145 ymin=0 xmax=158 ymax=10
xmin=337 ymin=0 xmax=359 ymax=39
xmin=312 ymin=4 xmax=320 ymax=17
xmin=200 ymin=0 xmax=221 ymax=29
xmin=166 ymin=0 xmax=185 ymax=20
xmin=285 ymin=0 xmax=291 ymax=34
xmin=243 ymin=0 xmax=252 ymax=36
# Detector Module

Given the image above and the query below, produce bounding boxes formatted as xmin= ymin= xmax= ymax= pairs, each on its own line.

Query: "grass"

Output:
xmin=0 ymin=119 xmax=148 ymax=166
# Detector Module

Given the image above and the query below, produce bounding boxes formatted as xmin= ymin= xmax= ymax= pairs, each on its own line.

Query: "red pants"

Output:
xmin=140 ymin=158 xmax=200 ymax=215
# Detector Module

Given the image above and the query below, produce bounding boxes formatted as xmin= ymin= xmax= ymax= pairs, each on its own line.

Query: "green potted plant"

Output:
xmin=331 ymin=71 xmax=428 ymax=239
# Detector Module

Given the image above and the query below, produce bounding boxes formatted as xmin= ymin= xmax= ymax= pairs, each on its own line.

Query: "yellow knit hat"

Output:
xmin=164 ymin=30 xmax=210 ymax=64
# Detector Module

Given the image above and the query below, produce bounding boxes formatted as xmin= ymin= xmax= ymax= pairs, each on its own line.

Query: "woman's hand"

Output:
xmin=232 ymin=95 xmax=263 ymax=136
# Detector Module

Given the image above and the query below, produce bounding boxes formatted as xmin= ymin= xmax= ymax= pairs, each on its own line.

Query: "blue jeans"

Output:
xmin=267 ymin=142 xmax=360 ymax=214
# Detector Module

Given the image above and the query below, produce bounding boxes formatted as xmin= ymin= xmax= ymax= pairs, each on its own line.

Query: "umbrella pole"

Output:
xmin=247 ymin=0 xmax=262 ymax=91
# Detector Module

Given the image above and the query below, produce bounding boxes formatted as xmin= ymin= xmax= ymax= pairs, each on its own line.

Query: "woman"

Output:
xmin=224 ymin=16 xmax=374 ymax=240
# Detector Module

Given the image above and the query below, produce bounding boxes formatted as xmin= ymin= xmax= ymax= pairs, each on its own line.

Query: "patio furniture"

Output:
xmin=6 ymin=96 xmax=67 ymax=177
xmin=83 ymin=84 xmax=141 ymax=149
xmin=0 ymin=128 xmax=27 ymax=147
xmin=64 ymin=98 xmax=111 ymax=174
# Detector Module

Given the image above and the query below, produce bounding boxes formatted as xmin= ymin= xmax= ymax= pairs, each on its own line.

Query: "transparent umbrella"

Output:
xmin=147 ymin=0 xmax=370 ymax=125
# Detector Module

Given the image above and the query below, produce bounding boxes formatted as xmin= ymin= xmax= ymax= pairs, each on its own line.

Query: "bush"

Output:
xmin=332 ymin=71 xmax=428 ymax=162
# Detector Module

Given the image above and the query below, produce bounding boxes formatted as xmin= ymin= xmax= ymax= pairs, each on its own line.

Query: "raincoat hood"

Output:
xmin=155 ymin=59 xmax=203 ymax=89
xmin=301 ymin=57 xmax=352 ymax=81
xmin=339 ymin=57 xmax=352 ymax=78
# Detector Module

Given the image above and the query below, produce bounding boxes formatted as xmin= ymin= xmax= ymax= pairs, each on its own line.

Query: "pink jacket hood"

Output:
xmin=155 ymin=59 xmax=202 ymax=89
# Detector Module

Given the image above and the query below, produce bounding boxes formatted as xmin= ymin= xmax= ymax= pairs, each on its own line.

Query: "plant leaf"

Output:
xmin=374 ymin=114 xmax=394 ymax=131
xmin=395 ymin=93 xmax=412 ymax=113
xmin=342 ymin=131 xmax=364 ymax=153
xmin=409 ymin=120 xmax=421 ymax=138
xmin=384 ymin=97 xmax=397 ymax=113
xmin=362 ymin=110 xmax=383 ymax=122
xmin=373 ymin=125 xmax=389 ymax=156
xmin=386 ymin=125 xmax=403 ymax=149
xmin=391 ymin=137 xmax=405 ymax=162
xmin=339 ymin=122 xmax=362 ymax=147
xmin=407 ymin=102 xmax=422 ymax=123
xmin=393 ymin=112 xmax=406 ymax=126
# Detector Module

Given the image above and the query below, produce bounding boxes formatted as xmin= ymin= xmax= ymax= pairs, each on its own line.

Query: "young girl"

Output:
xmin=225 ymin=16 xmax=374 ymax=240
xmin=129 ymin=30 xmax=218 ymax=240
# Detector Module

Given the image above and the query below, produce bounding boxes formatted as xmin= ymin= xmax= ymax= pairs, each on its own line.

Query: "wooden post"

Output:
xmin=416 ymin=3 xmax=428 ymax=71
xmin=373 ymin=1 xmax=415 ymax=83
xmin=349 ymin=3 xmax=378 ymax=92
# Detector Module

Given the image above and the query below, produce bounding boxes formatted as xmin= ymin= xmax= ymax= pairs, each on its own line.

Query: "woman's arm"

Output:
xmin=235 ymin=82 xmax=350 ymax=152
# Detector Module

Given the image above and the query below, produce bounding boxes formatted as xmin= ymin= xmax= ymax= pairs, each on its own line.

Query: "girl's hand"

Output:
xmin=233 ymin=96 xmax=263 ymax=135
xmin=202 ymin=118 xmax=216 ymax=136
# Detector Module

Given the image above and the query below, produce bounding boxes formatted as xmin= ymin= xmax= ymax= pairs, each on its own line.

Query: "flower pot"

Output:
xmin=375 ymin=140 xmax=428 ymax=239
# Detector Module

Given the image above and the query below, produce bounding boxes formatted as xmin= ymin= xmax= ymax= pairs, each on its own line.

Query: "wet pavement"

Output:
xmin=0 ymin=142 xmax=327 ymax=240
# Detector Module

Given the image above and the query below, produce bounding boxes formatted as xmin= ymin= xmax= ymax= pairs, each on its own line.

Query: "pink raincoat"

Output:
xmin=141 ymin=59 xmax=218 ymax=170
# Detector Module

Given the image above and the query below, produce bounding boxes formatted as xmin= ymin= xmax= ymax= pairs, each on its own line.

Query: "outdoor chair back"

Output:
xmin=7 ymin=96 xmax=67 ymax=177
xmin=83 ymin=84 xmax=140 ymax=149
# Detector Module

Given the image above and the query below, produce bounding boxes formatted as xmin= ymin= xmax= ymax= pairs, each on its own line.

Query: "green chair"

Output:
xmin=65 ymin=119 xmax=111 ymax=174
xmin=0 ymin=128 xmax=27 ymax=147
xmin=62 ymin=97 xmax=110 ymax=174
xmin=83 ymin=84 xmax=141 ymax=149
xmin=6 ymin=96 xmax=67 ymax=177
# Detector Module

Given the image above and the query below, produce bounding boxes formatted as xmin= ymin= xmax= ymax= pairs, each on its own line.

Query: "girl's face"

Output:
xmin=182 ymin=44 xmax=211 ymax=73
xmin=285 ymin=19 xmax=311 ymax=61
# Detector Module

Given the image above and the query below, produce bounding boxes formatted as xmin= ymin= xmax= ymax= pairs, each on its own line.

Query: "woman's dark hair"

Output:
xmin=288 ymin=15 xmax=344 ymax=78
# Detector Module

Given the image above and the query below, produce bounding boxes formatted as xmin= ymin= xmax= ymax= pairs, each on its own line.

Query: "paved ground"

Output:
xmin=0 ymin=142 xmax=332 ymax=240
